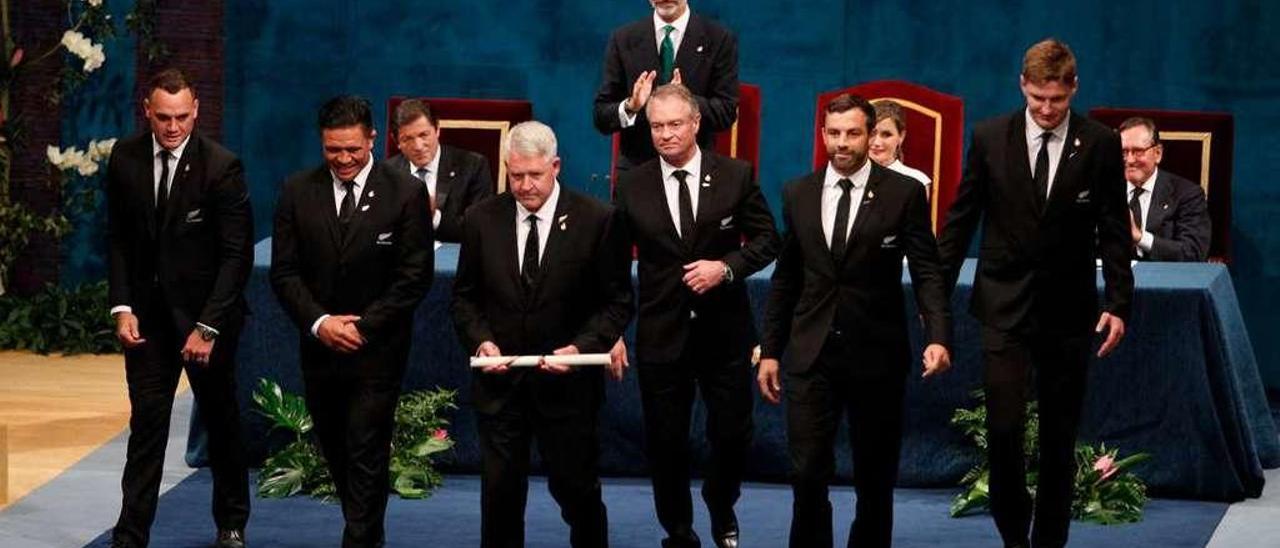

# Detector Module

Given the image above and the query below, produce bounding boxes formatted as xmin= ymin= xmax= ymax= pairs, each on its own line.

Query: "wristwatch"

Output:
xmin=722 ymin=262 xmax=735 ymax=283
xmin=195 ymin=323 xmax=218 ymax=342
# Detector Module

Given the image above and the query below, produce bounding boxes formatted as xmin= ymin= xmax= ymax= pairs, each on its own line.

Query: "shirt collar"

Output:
xmin=331 ymin=156 xmax=375 ymax=191
xmin=1131 ymin=168 xmax=1159 ymax=194
xmin=515 ymin=180 xmax=562 ymax=222
xmin=653 ymin=5 xmax=691 ymax=38
xmin=1024 ymin=108 xmax=1070 ymax=143
xmin=409 ymin=146 xmax=443 ymax=175
xmin=152 ymin=133 xmax=192 ymax=162
xmin=824 ymin=158 xmax=871 ymax=191
xmin=659 ymin=147 xmax=702 ymax=183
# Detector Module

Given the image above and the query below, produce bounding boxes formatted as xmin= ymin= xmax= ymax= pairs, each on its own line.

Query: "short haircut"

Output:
xmin=824 ymin=93 xmax=876 ymax=132
xmin=1022 ymin=38 xmax=1077 ymax=85
xmin=646 ymin=83 xmax=700 ymax=117
xmin=1118 ymin=117 xmax=1161 ymax=146
xmin=504 ymin=120 xmax=558 ymax=160
xmin=147 ymin=68 xmax=197 ymax=98
xmin=317 ymin=95 xmax=373 ymax=133
xmin=874 ymin=100 xmax=907 ymax=133
xmin=393 ymin=99 xmax=439 ymax=135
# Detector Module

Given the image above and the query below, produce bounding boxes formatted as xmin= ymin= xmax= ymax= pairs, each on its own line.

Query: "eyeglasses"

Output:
xmin=1121 ymin=144 xmax=1159 ymax=158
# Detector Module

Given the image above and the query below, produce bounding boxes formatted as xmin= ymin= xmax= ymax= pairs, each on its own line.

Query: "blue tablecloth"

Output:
xmin=212 ymin=240 xmax=1277 ymax=501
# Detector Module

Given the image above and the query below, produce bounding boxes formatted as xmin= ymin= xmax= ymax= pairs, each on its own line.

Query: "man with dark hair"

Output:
xmin=270 ymin=95 xmax=433 ymax=548
xmin=1117 ymin=117 xmax=1210 ymax=261
xmin=382 ymin=99 xmax=493 ymax=243
xmin=613 ymin=83 xmax=778 ymax=548
xmin=107 ymin=68 xmax=253 ymax=548
xmin=757 ymin=93 xmax=952 ymax=548
xmin=593 ymin=0 xmax=739 ymax=172
xmin=937 ymin=39 xmax=1133 ymax=548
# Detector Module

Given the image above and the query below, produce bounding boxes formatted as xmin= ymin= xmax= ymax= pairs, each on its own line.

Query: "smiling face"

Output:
xmin=869 ymin=117 xmax=904 ymax=167
xmin=322 ymin=124 xmax=375 ymax=182
xmin=144 ymin=87 xmax=199 ymax=151
xmin=823 ymin=108 xmax=871 ymax=176
xmin=1020 ymin=76 xmax=1076 ymax=130
xmin=1120 ymin=125 xmax=1163 ymax=185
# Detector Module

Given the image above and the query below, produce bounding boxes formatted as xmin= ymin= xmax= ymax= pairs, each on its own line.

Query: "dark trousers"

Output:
xmin=981 ymin=327 xmax=1090 ymax=548
xmin=476 ymin=375 xmax=608 ymax=548
xmin=637 ymin=331 xmax=753 ymax=548
xmin=113 ymin=297 xmax=249 ymax=547
xmin=785 ymin=334 xmax=907 ymax=548
xmin=302 ymin=358 xmax=403 ymax=548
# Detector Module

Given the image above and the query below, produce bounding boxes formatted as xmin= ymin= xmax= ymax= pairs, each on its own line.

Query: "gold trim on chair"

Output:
xmin=1159 ymin=131 xmax=1213 ymax=195
xmin=440 ymin=119 xmax=513 ymax=192
xmin=872 ymin=97 xmax=944 ymax=230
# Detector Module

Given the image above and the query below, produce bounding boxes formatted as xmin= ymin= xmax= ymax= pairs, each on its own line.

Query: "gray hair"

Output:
xmin=504 ymin=121 xmax=558 ymax=160
xmin=646 ymin=83 xmax=700 ymax=118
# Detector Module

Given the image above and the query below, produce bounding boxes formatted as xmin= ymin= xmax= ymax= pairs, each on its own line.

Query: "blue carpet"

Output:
xmin=86 ymin=471 xmax=1227 ymax=547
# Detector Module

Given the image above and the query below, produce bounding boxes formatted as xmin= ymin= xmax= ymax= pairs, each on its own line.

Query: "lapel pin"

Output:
xmin=360 ymin=204 xmax=370 ymax=212
xmin=867 ymin=190 xmax=875 ymax=200
xmin=704 ymin=174 xmax=711 ymax=181
xmin=368 ymin=190 xmax=375 ymax=197
xmin=696 ymin=45 xmax=704 ymax=53
xmin=558 ymin=214 xmax=569 ymax=230
xmin=1162 ymin=203 xmax=1169 ymax=210
xmin=449 ymin=171 xmax=456 ymax=178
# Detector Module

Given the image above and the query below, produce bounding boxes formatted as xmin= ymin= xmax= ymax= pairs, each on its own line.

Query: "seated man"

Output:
xmin=1119 ymin=116 xmax=1211 ymax=261
xmin=383 ymin=98 xmax=494 ymax=243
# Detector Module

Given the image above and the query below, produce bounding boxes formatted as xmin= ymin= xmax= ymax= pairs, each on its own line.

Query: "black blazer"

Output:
xmin=937 ymin=110 xmax=1134 ymax=334
xmin=614 ymin=150 xmax=779 ymax=363
xmin=761 ymin=164 xmax=951 ymax=374
xmin=381 ymin=144 xmax=494 ymax=243
xmin=593 ymin=13 xmax=739 ymax=166
xmin=452 ymin=188 xmax=633 ymax=416
xmin=1141 ymin=169 xmax=1210 ymax=262
xmin=270 ymin=160 xmax=434 ymax=371
xmin=107 ymin=131 xmax=253 ymax=337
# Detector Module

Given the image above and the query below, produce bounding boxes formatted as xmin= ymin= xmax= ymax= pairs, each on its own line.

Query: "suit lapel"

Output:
xmin=838 ymin=165 xmax=883 ymax=269
xmin=691 ymin=150 xmax=719 ymax=249
xmin=675 ymin=15 xmax=709 ymax=78
xmin=434 ymin=146 xmax=455 ymax=211
xmin=797 ymin=171 xmax=834 ymax=275
xmin=529 ymin=189 xmax=572 ymax=305
xmin=1004 ymin=113 xmax=1040 ymax=218
xmin=161 ymin=137 xmax=199 ymax=233
xmin=1044 ymin=112 xmax=1083 ymax=216
xmin=341 ymin=162 xmax=382 ymax=251
xmin=1145 ymin=171 xmax=1172 ymax=232
xmin=647 ymin=162 xmax=685 ymax=251
xmin=312 ymin=167 xmax=343 ymax=253
xmin=137 ymin=139 xmax=160 ymax=240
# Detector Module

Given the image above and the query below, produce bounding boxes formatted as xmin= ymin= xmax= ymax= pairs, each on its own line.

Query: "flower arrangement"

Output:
xmin=253 ymin=378 xmax=458 ymax=501
xmin=949 ymin=390 xmax=1152 ymax=524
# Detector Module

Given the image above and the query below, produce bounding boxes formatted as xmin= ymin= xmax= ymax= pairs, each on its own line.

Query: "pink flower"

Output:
xmin=432 ymin=429 xmax=449 ymax=441
xmin=1094 ymin=454 xmax=1118 ymax=481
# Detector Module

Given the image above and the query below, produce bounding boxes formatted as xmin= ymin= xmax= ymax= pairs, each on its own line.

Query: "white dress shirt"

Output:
xmin=659 ymin=147 xmax=702 ymax=238
xmin=821 ymin=160 xmax=871 ymax=248
xmin=1024 ymin=108 xmax=1070 ymax=197
xmin=311 ymin=157 xmax=375 ymax=336
xmin=618 ymin=7 xmax=693 ymax=128
xmin=516 ymin=181 xmax=561 ymax=271
xmin=886 ymin=158 xmax=931 ymax=192
xmin=406 ymin=150 xmax=444 ymax=229
xmin=1130 ymin=169 xmax=1159 ymax=255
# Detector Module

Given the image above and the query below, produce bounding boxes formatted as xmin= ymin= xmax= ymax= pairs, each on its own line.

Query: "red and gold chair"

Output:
xmin=812 ymin=81 xmax=964 ymax=233
xmin=1090 ymin=108 xmax=1233 ymax=262
xmin=385 ymin=97 xmax=533 ymax=192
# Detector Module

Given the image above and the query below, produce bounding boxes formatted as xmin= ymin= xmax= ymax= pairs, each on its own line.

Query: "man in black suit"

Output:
xmin=613 ymin=84 xmax=778 ymax=548
xmin=593 ymin=0 xmax=738 ymax=171
xmin=1117 ymin=117 xmax=1211 ymax=262
xmin=757 ymin=93 xmax=953 ymax=548
xmin=453 ymin=121 xmax=633 ymax=548
xmin=937 ymin=39 xmax=1134 ymax=548
xmin=106 ymin=68 xmax=253 ymax=548
xmin=270 ymin=95 xmax=433 ymax=548
xmin=381 ymin=98 xmax=494 ymax=243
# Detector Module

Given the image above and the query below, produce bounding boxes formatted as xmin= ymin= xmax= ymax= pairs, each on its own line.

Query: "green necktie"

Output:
xmin=660 ymin=24 xmax=675 ymax=84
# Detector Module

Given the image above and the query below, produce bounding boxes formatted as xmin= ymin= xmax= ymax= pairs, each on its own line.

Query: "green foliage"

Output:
xmin=254 ymin=378 xmax=457 ymax=501
xmin=949 ymin=391 xmax=1152 ymax=525
xmin=0 ymin=280 xmax=115 ymax=354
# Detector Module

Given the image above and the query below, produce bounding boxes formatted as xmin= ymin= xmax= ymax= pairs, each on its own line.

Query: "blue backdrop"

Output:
xmin=59 ymin=0 xmax=1280 ymax=389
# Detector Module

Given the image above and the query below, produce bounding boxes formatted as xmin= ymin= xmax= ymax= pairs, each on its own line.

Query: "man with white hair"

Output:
xmin=453 ymin=121 xmax=633 ymax=548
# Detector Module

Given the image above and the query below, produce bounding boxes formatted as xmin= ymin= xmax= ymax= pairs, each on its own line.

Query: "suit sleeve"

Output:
xmin=354 ymin=183 xmax=435 ymax=341
xmin=760 ymin=186 xmax=800 ymax=360
xmin=270 ymin=181 xmax=329 ymax=331
xmin=902 ymin=183 xmax=952 ymax=348
xmin=1149 ymin=182 xmax=1210 ymax=262
xmin=196 ymin=158 xmax=254 ymax=331
xmin=720 ymin=171 xmax=779 ymax=278
xmin=106 ymin=149 xmax=134 ymax=311
xmin=593 ymin=31 xmax=629 ymax=135
xmin=436 ymin=156 xmax=494 ymax=243
xmin=692 ymin=28 xmax=740 ymax=133
xmin=1094 ymin=130 xmax=1134 ymax=320
xmin=571 ymin=208 xmax=635 ymax=353
xmin=451 ymin=210 xmax=495 ymax=353
xmin=937 ymin=127 xmax=990 ymax=291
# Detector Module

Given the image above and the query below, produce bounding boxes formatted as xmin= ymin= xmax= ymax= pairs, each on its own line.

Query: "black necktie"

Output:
xmin=1033 ymin=131 xmax=1052 ymax=209
xmin=155 ymin=149 xmax=171 ymax=226
xmin=521 ymin=214 xmax=540 ymax=289
xmin=830 ymin=178 xmax=853 ymax=260
xmin=674 ymin=169 xmax=694 ymax=244
xmin=338 ymin=180 xmax=356 ymax=230
xmin=1129 ymin=186 xmax=1145 ymax=231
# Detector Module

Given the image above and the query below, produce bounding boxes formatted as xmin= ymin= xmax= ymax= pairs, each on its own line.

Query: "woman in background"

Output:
xmin=870 ymin=100 xmax=932 ymax=196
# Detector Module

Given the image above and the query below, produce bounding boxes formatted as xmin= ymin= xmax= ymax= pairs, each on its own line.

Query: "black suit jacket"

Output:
xmin=938 ymin=110 xmax=1134 ymax=334
xmin=452 ymin=188 xmax=633 ymax=416
xmin=593 ymin=13 xmax=738 ymax=166
xmin=761 ymin=164 xmax=951 ymax=374
xmin=270 ymin=160 xmax=434 ymax=373
xmin=1140 ymin=169 xmax=1210 ymax=262
xmin=381 ymin=144 xmax=494 ymax=243
xmin=614 ymin=150 xmax=779 ymax=363
xmin=107 ymin=131 xmax=253 ymax=338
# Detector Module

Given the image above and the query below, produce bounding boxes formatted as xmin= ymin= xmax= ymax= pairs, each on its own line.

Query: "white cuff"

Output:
xmin=432 ymin=209 xmax=442 ymax=230
xmin=618 ymin=101 xmax=638 ymax=128
xmin=1138 ymin=231 xmax=1155 ymax=253
xmin=110 ymin=305 xmax=132 ymax=317
xmin=310 ymin=314 xmax=330 ymax=338
xmin=195 ymin=322 xmax=220 ymax=336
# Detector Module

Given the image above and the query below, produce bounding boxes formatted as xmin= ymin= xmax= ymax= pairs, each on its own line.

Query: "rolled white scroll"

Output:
xmin=469 ymin=353 xmax=612 ymax=368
